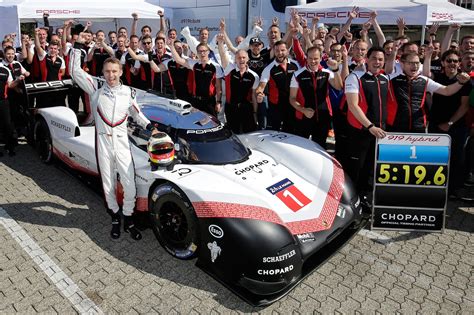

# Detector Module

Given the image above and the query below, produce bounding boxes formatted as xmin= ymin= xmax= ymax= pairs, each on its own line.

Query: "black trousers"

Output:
xmin=225 ymin=102 xmax=257 ymax=134
xmin=294 ymin=110 xmax=331 ymax=149
xmin=267 ymin=102 xmax=295 ymax=134
xmin=0 ymin=100 xmax=15 ymax=151
xmin=193 ymin=96 xmax=217 ymax=117
xmin=333 ymin=112 xmax=350 ymax=170
xmin=429 ymin=123 xmax=468 ymax=192
xmin=345 ymin=127 xmax=376 ymax=195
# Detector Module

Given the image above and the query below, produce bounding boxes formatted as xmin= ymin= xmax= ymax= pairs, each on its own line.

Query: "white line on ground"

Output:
xmin=0 ymin=207 xmax=103 ymax=314
xmin=358 ymin=229 xmax=393 ymax=245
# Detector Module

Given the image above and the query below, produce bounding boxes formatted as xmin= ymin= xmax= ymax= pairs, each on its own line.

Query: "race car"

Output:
xmin=28 ymin=80 xmax=367 ymax=306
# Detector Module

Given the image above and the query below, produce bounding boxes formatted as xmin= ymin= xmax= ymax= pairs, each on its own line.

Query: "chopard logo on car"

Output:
xmin=51 ymin=120 xmax=71 ymax=132
xmin=258 ymin=265 xmax=294 ymax=275
xmin=262 ymin=250 xmax=296 ymax=263
xmin=208 ymin=225 xmax=224 ymax=238
xmin=187 ymin=125 xmax=223 ymax=134
xmin=234 ymin=160 xmax=269 ymax=175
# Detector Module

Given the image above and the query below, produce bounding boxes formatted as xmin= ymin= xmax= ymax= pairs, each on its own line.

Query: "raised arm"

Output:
xmin=126 ymin=46 xmax=147 ymax=62
xmin=158 ymin=10 xmax=167 ymax=34
xmin=434 ymin=72 xmax=470 ymax=96
xmin=131 ymin=13 xmax=138 ymax=37
xmin=396 ymin=17 xmax=406 ymax=38
xmin=43 ymin=13 xmax=53 ymax=41
xmin=62 ymin=20 xmax=72 ymax=55
xmin=441 ymin=23 xmax=460 ymax=54
xmin=68 ymin=34 xmax=98 ymax=95
xmin=217 ymin=34 xmax=229 ymax=69
xmin=327 ymin=58 xmax=343 ymax=90
xmin=337 ymin=6 xmax=358 ymax=42
xmin=219 ymin=18 xmax=237 ymax=55
xmin=385 ymin=40 xmax=400 ymax=74
xmin=423 ymin=45 xmax=433 ymax=78
xmin=370 ymin=11 xmax=385 ymax=47
xmin=168 ymin=38 xmax=189 ymax=67
xmin=34 ymin=28 xmax=45 ymax=57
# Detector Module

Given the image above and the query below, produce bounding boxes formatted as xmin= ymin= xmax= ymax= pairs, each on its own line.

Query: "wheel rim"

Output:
xmin=36 ymin=123 xmax=52 ymax=161
xmin=158 ymin=201 xmax=191 ymax=249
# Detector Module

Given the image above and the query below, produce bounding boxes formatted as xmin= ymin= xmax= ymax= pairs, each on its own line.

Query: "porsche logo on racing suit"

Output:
xmin=207 ymin=241 xmax=221 ymax=263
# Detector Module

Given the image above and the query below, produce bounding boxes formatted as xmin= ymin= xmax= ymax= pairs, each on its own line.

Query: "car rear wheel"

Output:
xmin=150 ymin=183 xmax=200 ymax=259
xmin=34 ymin=118 xmax=53 ymax=163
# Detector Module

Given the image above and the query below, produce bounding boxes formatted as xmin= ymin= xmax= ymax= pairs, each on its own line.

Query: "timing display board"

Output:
xmin=372 ymin=133 xmax=451 ymax=232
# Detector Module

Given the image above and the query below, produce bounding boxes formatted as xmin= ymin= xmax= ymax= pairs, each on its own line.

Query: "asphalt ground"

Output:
xmin=0 ymin=142 xmax=473 ymax=314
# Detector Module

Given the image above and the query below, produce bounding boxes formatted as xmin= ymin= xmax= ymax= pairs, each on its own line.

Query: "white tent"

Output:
xmin=1 ymin=0 xmax=164 ymax=21
xmin=285 ymin=0 xmax=474 ymax=26
xmin=0 ymin=0 xmax=165 ymax=44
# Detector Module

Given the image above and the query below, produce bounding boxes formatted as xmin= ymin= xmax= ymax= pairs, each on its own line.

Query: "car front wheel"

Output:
xmin=34 ymin=118 xmax=53 ymax=164
xmin=150 ymin=183 xmax=200 ymax=259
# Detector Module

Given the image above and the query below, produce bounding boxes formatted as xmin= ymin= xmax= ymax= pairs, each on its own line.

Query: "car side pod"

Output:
xmin=196 ymin=218 xmax=303 ymax=306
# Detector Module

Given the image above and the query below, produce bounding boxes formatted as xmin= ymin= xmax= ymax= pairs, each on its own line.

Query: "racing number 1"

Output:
xmin=277 ymin=185 xmax=311 ymax=212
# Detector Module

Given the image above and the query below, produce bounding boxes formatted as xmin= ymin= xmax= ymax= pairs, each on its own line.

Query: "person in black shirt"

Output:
xmin=248 ymin=37 xmax=271 ymax=129
xmin=428 ymin=50 xmax=471 ymax=197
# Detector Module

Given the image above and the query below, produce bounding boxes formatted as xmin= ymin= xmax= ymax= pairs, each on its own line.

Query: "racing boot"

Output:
xmin=109 ymin=211 xmax=121 ymax=239
xmin=123 ymin=215 xmax=142 ymax=240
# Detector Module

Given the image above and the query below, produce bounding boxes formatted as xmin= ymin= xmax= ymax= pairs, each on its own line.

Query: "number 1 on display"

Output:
xmin=410 ymin=146 xmax=417 ymax=159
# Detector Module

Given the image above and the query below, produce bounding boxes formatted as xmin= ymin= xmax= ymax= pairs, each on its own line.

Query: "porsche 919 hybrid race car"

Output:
xmin=26 ymin=80 xmax=367 ymax=306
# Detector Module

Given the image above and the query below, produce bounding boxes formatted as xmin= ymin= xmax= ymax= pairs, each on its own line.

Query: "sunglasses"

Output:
xmin=445 ymin=58 xmax=459 ymax=63
xmin=143 ymin=42 xmax=152 ymax=45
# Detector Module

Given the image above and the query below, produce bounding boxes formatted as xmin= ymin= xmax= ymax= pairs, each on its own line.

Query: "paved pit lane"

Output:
xmin=1 ymin=143 xmax=472 ymax=313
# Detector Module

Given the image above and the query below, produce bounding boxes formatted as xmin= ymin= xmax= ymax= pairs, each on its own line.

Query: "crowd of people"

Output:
xmin=1 ymin=8 xmax=473 ymax=206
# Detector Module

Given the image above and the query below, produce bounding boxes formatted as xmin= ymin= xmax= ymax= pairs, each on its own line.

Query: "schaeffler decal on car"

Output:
xmin=257 ymin=265 xmax=294 ymax=275
xmin=208 ymin=224 xmax=224 ymax=238
xmin=262 ymin=250 xmax=296 ymax=263
xmin=208 ymin=241 xmax=221 ymax=263
xmin=266 ymin=178 xmax=311 ymax=212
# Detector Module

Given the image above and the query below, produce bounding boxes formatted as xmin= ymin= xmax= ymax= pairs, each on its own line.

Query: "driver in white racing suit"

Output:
xmin=69 ymin=37 xmax=158 ymax=240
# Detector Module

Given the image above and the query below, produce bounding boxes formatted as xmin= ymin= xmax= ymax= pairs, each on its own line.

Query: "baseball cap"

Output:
xmin=250 ymin=37 xmax=263 ymax=45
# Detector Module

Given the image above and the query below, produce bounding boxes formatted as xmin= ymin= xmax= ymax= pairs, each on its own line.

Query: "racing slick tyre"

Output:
xmin=34 ymin=118 xmax=54 ymax=164
xmin=150 ymin=183 xmax=200 ymax=260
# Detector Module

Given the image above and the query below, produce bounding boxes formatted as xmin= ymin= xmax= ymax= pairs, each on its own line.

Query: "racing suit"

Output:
xmin=69 ymin=47 xmax=152 ymax=216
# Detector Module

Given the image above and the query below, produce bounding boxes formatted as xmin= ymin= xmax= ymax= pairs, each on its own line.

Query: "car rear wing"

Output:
xmin=24 ymin=79 xmax=75 ymax=95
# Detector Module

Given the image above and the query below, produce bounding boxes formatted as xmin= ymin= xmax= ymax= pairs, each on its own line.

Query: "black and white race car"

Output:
xmin=27 ymin=80 xmax=367 ymax=306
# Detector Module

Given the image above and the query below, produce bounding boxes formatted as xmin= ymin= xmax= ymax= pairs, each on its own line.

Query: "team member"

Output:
xmin=289 ymin=47 xmax=342 ymax=148
xmin=344 ymin=47 xmax=389 ymax=201
xmin=217 ymin=36 xmax=259 ymax=133
xmin=169 ymin=40 xmax=223 ymax=116
xmin=162 ymin=40 xmax=190 ymax=100
xmin=34 ymin=29 xmax=66 ymax=108
xmin=2 ymin=46 xmax=30 ymax=135
xmin=120 ymin=35 xmax=143 ymax=88
xmin=0 ymin=61 xmax=23 ymax=156
xmin=128 ymin=36 xmax=173 ymax=93
xmin=247 ymin=37 xmax=271 ymax=128
xmin=427 ymin=49 xmax=471 ymax=198
xmin=87 ymin=30 xmax=114 ymax=77
xmin=69 ymin=34 xmax=158 ymax=240
xmin=256 ymin=40 xmax=299 ymax=132
xmin=387 ymin=52 xmax=470 ymax=133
